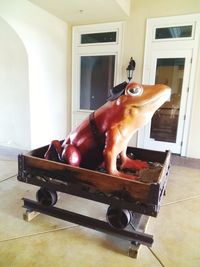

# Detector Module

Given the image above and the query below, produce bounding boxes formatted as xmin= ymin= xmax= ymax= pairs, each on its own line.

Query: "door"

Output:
xmin=139 ymin=49 xmax=192 ymax=154
xmin=137 ymin=14 xmax=200 ymax=156
xmin=72 ymin=22 xmax=124 ymax=128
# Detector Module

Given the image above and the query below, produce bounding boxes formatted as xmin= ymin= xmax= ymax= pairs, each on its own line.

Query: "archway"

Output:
xmin=0 ymin=17 xmax=31 ymax=149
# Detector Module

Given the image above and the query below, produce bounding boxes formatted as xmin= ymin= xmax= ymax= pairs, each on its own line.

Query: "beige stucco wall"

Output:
xmin=0 ymin=0 xmax=69 ymax=149
xmin=122 ymin=0 xmax=200 ymax=158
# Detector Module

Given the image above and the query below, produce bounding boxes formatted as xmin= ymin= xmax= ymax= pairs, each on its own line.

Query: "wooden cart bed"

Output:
xmin=18 ymin=146 xmax=170 ymax=216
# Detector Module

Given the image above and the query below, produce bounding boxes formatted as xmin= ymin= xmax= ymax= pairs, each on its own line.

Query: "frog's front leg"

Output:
xmin=103 ymin=128 xmax=138 ymax=180
xmin=120 ymin=149 xmax=149 ymax=170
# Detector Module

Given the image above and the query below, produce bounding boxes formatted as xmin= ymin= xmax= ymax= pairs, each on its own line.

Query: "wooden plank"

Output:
xmin=23 ymin=210 xmax=40 ymax=222
xmin=24 ymin=155 xmax=151 ymax=202
xmin=21 ymin=146 xmax=170 ymax=204
xmin=23 ymin=193 xmax=61 ymax=222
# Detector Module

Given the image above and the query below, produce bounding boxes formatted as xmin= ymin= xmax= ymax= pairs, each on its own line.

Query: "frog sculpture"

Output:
xmin=44 ymin=81 xmax=171 ymax=179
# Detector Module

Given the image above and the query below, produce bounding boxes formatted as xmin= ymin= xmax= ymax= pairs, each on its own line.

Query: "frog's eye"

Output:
xmin=127 ymin=86 xmax=143 ymax=96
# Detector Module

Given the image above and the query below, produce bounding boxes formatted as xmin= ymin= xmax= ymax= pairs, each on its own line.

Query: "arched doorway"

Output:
xmin=0 ymin=18 xmax=31 ymax=149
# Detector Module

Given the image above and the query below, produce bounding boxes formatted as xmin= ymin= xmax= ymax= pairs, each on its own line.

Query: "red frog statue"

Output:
xmin=45 ymin=81 xmax=171 ymax=179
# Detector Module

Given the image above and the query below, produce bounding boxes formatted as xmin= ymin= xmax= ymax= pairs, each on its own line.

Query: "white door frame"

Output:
xmin=142 ymin=49 xmax=192 ymax=154
xmin=72 ymin=22 xmax=124 ymax=129
xmin=138 ymin=14 xmax=200 ymax=156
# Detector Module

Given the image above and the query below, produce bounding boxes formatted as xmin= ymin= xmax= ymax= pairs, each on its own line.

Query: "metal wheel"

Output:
xmin=106 ymin=206 xmax=132 ymax=229
xmin=36 ymin=188 xmax=57 ymax=206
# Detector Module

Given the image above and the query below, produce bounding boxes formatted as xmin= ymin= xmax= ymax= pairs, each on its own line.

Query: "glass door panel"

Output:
xmin=139 ymin=49 xmax=192 ymax=154
xmin=150 ymin=58 xmax=185 ymax=143
xmin=80 ymin=55 xmax=115 ymax=110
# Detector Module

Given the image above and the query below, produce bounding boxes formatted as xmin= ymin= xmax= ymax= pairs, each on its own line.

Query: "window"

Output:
xmin=155 ymin=25 xmax=193 ymax=40
xmin=80 ymin=55 xmax=115 ymax=110
xmin=150 ymin=58 xmax=185 ymax=143
xmin=81 ymin=32 xmax=117 ymax=44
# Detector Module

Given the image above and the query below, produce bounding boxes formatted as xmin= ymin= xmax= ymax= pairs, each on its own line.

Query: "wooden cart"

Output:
xmin=18 ymin=146 xmax=171 ymax=258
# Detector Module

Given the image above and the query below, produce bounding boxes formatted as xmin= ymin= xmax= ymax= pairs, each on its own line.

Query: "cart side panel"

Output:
xmin=127 ymin=147 xmax=168 ymax=164
xmin=148 ymin=150 xmax=171 ymax=205
xmin=21 ymin=155 xmax=151 ymax=203
xmin=18 ymin=146 xmax=171 ymax=209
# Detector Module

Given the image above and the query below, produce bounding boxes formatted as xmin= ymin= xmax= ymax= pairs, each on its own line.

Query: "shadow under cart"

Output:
xmin=18 ymin=145 xmax=171 ymax=258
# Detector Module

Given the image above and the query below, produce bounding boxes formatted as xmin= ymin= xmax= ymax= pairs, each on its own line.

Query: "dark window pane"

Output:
xmin=150 ymin=58 xmax=185 ymax=143
xmin=80 ymin=55 xmax=115 ymax=110
xmin=81 ymin=32 xmax=117 ymax=44
xmin=155 ymin=25 xmax=192 ymax=39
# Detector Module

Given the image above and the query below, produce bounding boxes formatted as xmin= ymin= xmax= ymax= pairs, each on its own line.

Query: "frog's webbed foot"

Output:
xmin=110 ymin=169 xmax=138 ymax=180
xmin=120 ymin=154 xmax=149 ymax=170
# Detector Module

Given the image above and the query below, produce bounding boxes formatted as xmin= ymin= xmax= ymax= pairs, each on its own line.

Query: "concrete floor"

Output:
xmin=0 ymin=147 xmax=200 ymax=267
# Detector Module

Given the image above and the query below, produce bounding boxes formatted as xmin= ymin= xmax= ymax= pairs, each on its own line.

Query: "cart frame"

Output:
xmin=18 ymin=146 xmax=171 ymax=257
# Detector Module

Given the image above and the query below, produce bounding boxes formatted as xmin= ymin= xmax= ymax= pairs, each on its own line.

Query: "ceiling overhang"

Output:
xmin=28 ymin=0 xmax=131 ymax=25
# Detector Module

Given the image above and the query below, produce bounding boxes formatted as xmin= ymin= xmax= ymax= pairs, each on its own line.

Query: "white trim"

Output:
xmin=74 ymin=22 xmax=123 ymax=46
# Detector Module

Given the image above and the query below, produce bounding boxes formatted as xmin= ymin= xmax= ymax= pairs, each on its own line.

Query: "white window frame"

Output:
xmin=153 ymin=22 xmax=195 ymax=42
